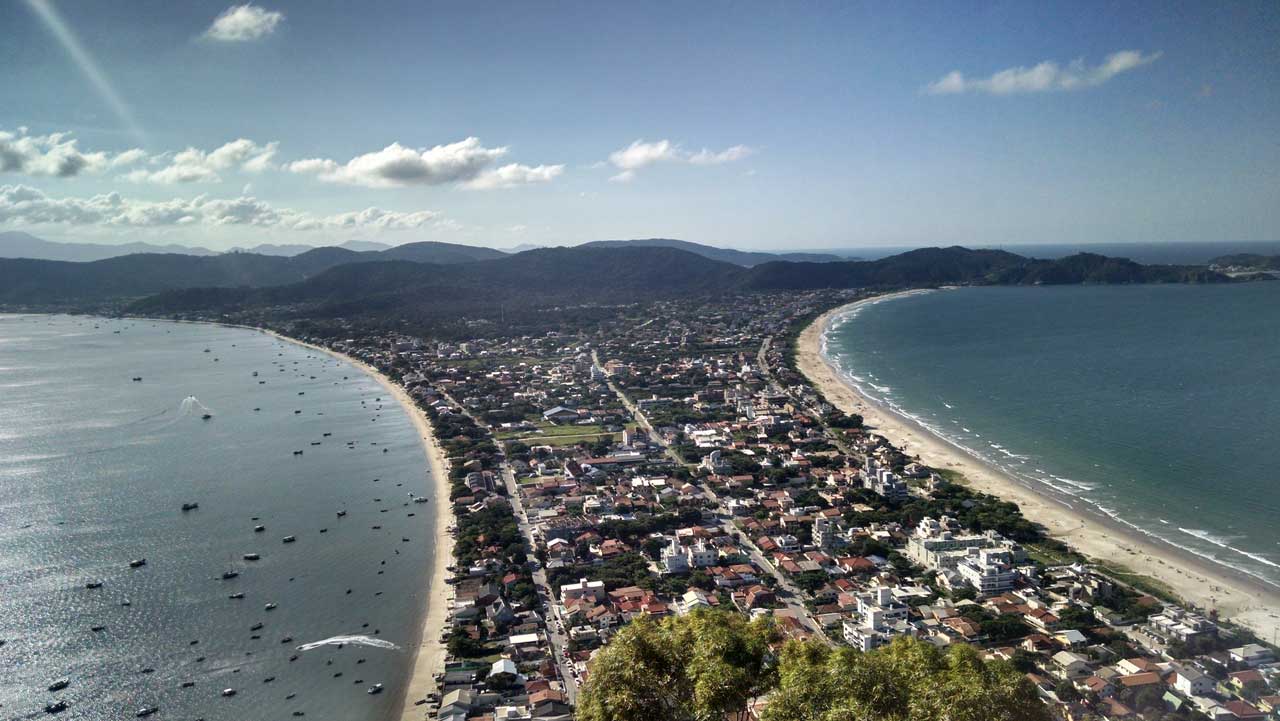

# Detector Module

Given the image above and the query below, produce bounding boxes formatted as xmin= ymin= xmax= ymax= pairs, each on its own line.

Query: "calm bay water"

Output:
xmin=0 ymin=315 xmax=435 ymax=721
xmin=824 ymin=283 xmax=1280 ymax=589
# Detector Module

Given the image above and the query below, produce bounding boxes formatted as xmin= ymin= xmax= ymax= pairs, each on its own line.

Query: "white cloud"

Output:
xmin=125 ymin=139 xmax=279 ymax=184
xmin=0 ymin=128 xmax=144 ymax=178
xmin=287 ymin=138 xmax=550 ymax=189
xmin=688 ymin=145 xmax=753 ymax=165
xmin=0 ymin=184 xmax=441 ymax=231
xmin=926 ymin=50 xmax=1162 ymax=95
xmin=608 ymin=139 xmax=679 ymax=170
xmin=606 ymin=139 xmax=754 ymax=180
xmin=205 ymin=4 xmax=284 ymax=42
xmin=464 ymin=163 xmax=564 ymax=190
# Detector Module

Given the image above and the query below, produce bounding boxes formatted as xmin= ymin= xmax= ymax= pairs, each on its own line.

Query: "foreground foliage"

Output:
xmin=577 ymin=609 xmax=1048 ymax=721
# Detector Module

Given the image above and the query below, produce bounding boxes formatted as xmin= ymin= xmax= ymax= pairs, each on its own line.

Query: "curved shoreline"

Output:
xmin=797 ymin=294 xmax=1280 ymax=641
xmin=226 ymin=325 xmax=455 ymax=721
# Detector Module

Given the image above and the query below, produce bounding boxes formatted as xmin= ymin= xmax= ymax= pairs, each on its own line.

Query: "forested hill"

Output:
xmin=0 ymin=243 xmax=1245 ymax=311
xmin=742 ymin=247 xmax=1230 ymax=289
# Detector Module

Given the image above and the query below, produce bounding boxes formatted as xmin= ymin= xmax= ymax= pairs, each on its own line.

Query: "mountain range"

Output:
xmin=0 ymin=236 xmax=1248 ymax=316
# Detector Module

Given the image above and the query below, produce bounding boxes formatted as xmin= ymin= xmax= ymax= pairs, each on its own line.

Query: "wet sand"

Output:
xmin=797 ymin=294 xmax=1280 ymax=641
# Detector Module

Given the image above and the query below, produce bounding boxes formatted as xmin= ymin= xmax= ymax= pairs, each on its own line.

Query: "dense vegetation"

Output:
xmin=576 ymin=609 xmax=1048 ymax=721
xmin=0 ymin=244 xmax=1244 ymax=316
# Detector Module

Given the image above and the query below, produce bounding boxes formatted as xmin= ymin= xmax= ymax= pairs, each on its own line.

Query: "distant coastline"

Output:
xmin=796 ymin=293 xmax=1280 ymax=641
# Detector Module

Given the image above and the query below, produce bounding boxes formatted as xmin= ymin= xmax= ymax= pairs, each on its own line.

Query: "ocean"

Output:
xmin=822 ymin=283 xmax=1280 ymax=591
xmin=0 ymin=315 xmax=436 ymax=720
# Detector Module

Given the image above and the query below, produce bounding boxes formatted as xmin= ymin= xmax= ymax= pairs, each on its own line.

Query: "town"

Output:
xmin=237 ymin=290 xmax=1276 ymax=721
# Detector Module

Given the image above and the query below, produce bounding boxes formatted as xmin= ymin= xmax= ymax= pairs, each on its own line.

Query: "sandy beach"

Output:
xmin=797 ymin=294 xmax=1280 ymax=642
xmin=249 ymin=328 xmax=456 ymax=720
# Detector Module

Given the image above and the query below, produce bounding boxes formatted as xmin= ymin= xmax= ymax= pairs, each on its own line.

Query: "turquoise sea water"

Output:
xmin=823 ymin=284 xmax=1280 ymax=590
xmin=0 ymin=315 xmax=437 ymax=720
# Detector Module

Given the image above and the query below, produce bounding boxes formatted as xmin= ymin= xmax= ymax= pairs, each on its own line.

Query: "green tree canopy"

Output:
xmin=763 ymin=637 xmax=1049 ymax=721
xmin=576 ymin=609 xmax=776 ymax=721
xmin=577 ymin=610 xmax=1049 ymax=721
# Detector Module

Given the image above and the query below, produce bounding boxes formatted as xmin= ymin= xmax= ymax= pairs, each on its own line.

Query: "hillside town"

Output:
xmin=261 ymin=290 xmax=1278 ymax=721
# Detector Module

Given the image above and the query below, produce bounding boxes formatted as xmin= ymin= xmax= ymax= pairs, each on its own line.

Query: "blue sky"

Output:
xmin=1 ymin=0 xmax=1277 ymax=250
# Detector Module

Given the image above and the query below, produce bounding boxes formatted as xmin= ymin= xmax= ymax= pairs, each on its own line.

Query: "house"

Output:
xmin=438 ymin=689 xmax=476 ymax=721
xmin=1052 ymin=651 xmax=1093 ymax=679
xmin=560 ymin=578 xmax=606 ymax=603
xmin=1221 ymin=700 xmax=1265 ymax=720
xmin=1171 ymin=664 xmax=1214 ymax=697
xmin=1229 ymin=644 xmax=1275 ymax=668
xmin=1116 ymin=672 xmax=1163 ymax=690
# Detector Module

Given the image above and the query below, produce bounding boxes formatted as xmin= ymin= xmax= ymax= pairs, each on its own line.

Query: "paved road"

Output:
xmin=592 ymin=347 xmax=829 ymax=642
xmin=440 ymin=389 xmax=580 ymax=703
xmin=499 ymin=463 xmax=580 ymax=704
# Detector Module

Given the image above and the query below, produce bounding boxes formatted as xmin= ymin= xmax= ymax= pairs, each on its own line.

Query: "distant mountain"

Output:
xmin=378 ymin=241 xmax=508 ymax=264
xmin=227 ymin=243 xmax=316 ymax=256
xmin=0 ymin=231 xmax=219 ymax=261
xmin=337 ymin=240 xmax=393 ymax=253
xmin=580 ymin=238 xmax=842 ymax=267
xmin=228 ymin=240 xmax=394 ymax=256
xmin=0 ymin=244 xmax=1243 ymax=314
xmin=0 ymin=250 xmax=366 ymax=306
xmin=741 ymin=247 xmax=1229 ymax=290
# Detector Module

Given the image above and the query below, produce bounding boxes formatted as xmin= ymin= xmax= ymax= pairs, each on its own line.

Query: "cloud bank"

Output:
xmin=205 ymin=4 xmax=284 ymax=42
xmin=287 ymin=138 xmax=562 ymax=190
xmin=124 ymin=139 xmax=278 ymax=184
xmin=1 ymin=128 xmax=143 ymax=178
xmin=0 ymin=184 xmax=440 ymax=231
xmin=926 ymin=50 xmax=1162 ymax=95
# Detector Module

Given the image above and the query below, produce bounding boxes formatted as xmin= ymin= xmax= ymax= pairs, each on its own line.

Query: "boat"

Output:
xmin=221 ymin=688 xmax=236 ymax=697
xmin=282 ymin=535 xmax=296 ymax=543
xmin=222 ymin=571 xmax=239 ymax=580
xmin=129 ymin=559 xmax=146 ymax=568
xmin=182 ymin=681 xmax=196 ymax=688
xmin=250 ymin=623 xmax=263 ymax=631
xmin=292 ymin=450 xmax=303 ymax=456
xmin=84 ymin=581 xmax=103 ymax=589
xmin=136 ymin=707 xmax=159 ymax=717
xmin=413 ymin=497 xmax=429 ymax=504
xmin=254 ymin=525 xmax=265 ymax=532
xmin=201 ymin=414 xmax=213 ymax=420
xmin=181 ymin=502 xmax=199 ymax=511
xmin=47 ymin=678 xmax=70 ymax=691
xmin=44 ymin=701 xmax=68 ymax=714
xmin=132 ymin=377 xmax=142 ymax=382
xmin=228 ymin=592 xmax=245 ymax=599
xmin=336 ymin=511 xmax=347 ymax=517
xmin=310 ymin=441 xmax=321 ymax=446
xmin=243 ymin=553 xmax=260 ymax=561
xmin=367 ymin=683 xmax=384 ymax=695
xmin=264 ymin=603 xmax=277 ymax=611
xmin=252 ymin=371 xmax=258 ymax=377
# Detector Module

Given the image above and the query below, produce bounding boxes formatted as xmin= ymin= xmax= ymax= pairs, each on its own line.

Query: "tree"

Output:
xmin=763 ymin=637 xmax=1050 ymax=721
xmin=576 ymin=609 xmax=776 ymax=721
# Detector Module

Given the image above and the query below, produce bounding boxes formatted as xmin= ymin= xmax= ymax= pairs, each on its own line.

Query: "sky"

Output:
xmin=1 ymin=0 xmax=1278 ymax=251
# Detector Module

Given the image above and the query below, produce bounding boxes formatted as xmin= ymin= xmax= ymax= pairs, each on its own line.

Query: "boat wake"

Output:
xmin=295 ymin=635 xmax=400 ymax=652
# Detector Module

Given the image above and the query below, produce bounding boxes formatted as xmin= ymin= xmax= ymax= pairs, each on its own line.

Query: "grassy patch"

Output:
xmin=1093 ymin=560 xmax=1180 ymax=604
